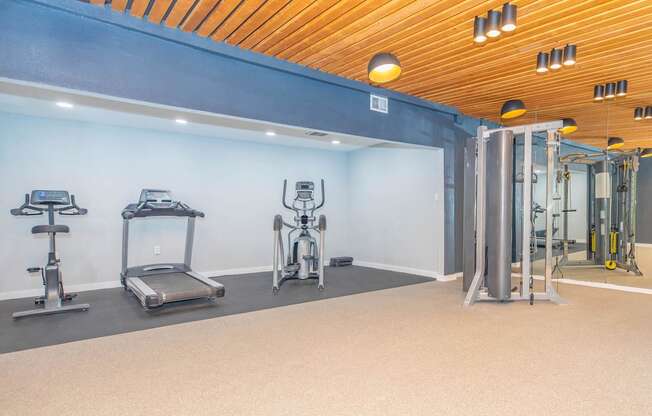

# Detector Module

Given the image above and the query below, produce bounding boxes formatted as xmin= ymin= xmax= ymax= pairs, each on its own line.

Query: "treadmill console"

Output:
xmin=139 ymin=189 xmax=175 ymax=209
xmin=30 ymin=190 xmax=71 ymax=205
xmin=295 ymin=181 xmax=314 ymax=200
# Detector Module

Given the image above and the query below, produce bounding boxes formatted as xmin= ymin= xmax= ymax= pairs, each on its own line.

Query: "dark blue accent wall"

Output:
xmin=0 ymin=0 xmax=482 ymax=273
xmin=637 ymin=158 xmax=652 ymax=244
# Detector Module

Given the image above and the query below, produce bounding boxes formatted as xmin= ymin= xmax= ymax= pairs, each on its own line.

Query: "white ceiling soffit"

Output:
xmin=0 ymin=78 xmax=397 ymax=152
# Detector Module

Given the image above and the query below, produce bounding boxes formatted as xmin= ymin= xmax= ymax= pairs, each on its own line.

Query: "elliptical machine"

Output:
xmin=272 ymin=180 xmax=327 ymax=294
xmin=10 ymin=190 xmax=90 ymax=318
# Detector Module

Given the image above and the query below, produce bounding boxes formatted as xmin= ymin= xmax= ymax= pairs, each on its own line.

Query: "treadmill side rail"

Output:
xmin=126 ymin=277 xmax=161 ymax=308
xmin=187 ymin=271 xmax=226 ymax=297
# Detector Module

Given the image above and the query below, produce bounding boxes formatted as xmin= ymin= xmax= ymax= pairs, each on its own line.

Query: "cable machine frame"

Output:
xmin=464 ymin=121 xmax=565 ymax=307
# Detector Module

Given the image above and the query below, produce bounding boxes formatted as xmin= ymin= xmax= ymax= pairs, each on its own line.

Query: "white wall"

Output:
xmin=348 ymin=145 xmax=445 ymax=275
xmin=0 ymin=112 xmax=446 ymax=298
xmin=0 ymin=112 xmax=350 ymax=297
xmin=532 ymin=165 xmax=587 ymax=242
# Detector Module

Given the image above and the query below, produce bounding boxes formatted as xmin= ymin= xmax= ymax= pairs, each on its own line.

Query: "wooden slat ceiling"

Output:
xmin=87 ymin=0 xmax=652 ymax=149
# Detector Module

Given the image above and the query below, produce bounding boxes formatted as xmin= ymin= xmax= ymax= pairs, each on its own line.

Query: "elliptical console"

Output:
xmin=10 ymin=190 xmax=90 ymax=319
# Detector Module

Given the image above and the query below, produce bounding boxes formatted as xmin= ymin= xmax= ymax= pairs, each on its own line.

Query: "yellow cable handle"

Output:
xmin=610 ymin=230 xmax=618 ymax=255
xmin=591 ymin=228 xmax=597 ymax=253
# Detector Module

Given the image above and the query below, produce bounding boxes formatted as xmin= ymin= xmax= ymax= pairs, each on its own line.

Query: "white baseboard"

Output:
xmin=202 ymin=265 xmax=273 ymax=278
xmin=0 ymin=280 xmax=123 ymax=301
xmin=551 ymin=278 xmax=652 ymax=295
xmin=354 ymin=261 xmax=445 ymax=280
xmin=441 ymin=272 xmax=462 ymax=282
xmin=0 ymin=265 xmax=273 ymax=301
xmin=530 ymin=274 xmax=652 ymax=295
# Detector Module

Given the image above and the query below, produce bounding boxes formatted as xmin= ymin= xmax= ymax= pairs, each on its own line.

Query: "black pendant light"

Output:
xmin=641 ymin=148 xmax=652 ymax=158
xmin=563 ymin=44 xmax=576 ymax=66
xmin=500 ymin=99 xmax=527 ymax=119
xmin=368 ymin=53 xmax=401 ymax=84
xmin=486 ymin=10 xmax=502 ymax=38
xmin=549 ymin=48 xmax=563 ymax=70
xmin=473 ymin=16 xmax=487 ymax=43
xmin=605 ymin=82 xmax=616 ymax=99
xmin=616 ymin=80 xmax=628 ymax=97
xmin=559 ymin=118 xmax=578 ymax=135
xmin=593 ymin=85 xmax=605 ymax=101
xmin=607 ymin=137 xmax=624 ymax=150
xmin=501 ymin=3 xmax=517 ymax=32
xmin=634 ymin=107 xmax=643 ymax=121
xmin=646 ymin=106 xmax=652 ymax=119
xmin=536 ymin=52 xmax=549 ymax=73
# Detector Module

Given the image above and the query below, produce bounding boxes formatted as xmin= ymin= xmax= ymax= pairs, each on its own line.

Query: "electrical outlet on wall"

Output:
xmin=154 ymin=245 xmax=161 ymax=255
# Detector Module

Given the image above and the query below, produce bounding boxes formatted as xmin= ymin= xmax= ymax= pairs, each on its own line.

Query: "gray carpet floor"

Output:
xmin=0 ymin=266 xmax=431 ymax=353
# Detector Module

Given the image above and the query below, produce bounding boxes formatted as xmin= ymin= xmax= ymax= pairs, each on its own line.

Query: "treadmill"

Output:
xmin=121 ymin=189 xmax=225 ymax=309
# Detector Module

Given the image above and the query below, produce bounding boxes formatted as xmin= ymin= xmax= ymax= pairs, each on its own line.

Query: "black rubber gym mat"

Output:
xmin=0 ymin=266 xmax=432 ymax=353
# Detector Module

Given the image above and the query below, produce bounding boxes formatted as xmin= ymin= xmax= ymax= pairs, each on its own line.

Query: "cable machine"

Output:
xmin=557 ymin=150 xmax=642 ymax=275
xmin=463 ymin=121 xmax=566 ymax=306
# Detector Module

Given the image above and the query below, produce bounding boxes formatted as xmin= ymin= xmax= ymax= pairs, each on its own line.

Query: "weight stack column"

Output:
xmin=485 ymin=130 xmax=514 ymax=301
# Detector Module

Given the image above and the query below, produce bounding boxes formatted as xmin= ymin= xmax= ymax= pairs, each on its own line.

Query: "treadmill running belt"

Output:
xmin=140 ymin=273 xmax=215 ymax=303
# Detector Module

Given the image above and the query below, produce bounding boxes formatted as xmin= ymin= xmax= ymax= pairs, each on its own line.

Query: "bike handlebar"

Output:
xmin=10 ymin=193 xmax=87 ymax=216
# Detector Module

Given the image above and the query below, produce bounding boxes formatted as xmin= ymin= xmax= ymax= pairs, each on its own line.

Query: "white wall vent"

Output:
xmin=370 ymin=94 xmax=388 ymax=114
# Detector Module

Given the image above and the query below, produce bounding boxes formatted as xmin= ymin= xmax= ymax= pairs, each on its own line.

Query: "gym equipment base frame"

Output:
xmin=272 ymin=180 xmax=326 ymax=294
xmin=464 ymin=122 xmax=565 ymax=307
xmin=10 ymin=190 xmax=90 ymax=319
xmin=121 ymin=189 xmax=225 ymax=310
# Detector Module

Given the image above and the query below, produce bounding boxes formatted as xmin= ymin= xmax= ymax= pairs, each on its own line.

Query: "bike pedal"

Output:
xmin=27 ymin=267 xmax=42 ymax=273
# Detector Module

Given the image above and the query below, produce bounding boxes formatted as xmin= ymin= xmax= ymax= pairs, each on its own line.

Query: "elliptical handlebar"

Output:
xmin=281 ymin=180 xmax=293 ymax=211
xmin=280 ymin=179 xmax=326 ymax=215
xmin=315 ymin=179 xmax=325 ymax=210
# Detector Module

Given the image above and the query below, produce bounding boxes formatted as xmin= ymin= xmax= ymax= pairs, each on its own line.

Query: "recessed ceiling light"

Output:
xmin=175 ymin=118 xmax=188 ymax=125
xmin=331 ymin=140 xmax=341 ymax=145
xmin=55 ymin=101 xmax=74 ymax=109
xmin=265 ymin=131 xmax=276 ymax=136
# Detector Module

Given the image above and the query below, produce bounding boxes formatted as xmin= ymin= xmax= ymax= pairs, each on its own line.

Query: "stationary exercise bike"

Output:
xmin=272 ymin=180 xmax=327 ymax=294
xmin=10 ymin=190 xmax=90 ymax=318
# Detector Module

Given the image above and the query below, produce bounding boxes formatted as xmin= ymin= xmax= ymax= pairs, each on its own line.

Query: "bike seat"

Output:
xmin=31 ymin=225 xmax=69 ymax=234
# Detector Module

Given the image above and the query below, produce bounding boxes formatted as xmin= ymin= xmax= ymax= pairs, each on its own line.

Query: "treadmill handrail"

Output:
xmin=122 ymin=200 xmax=205 ymax=219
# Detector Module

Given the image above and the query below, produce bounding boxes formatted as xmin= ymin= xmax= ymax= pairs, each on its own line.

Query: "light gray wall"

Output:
xmin=0 ymin=112 xmax=351 ymax=297
xmin=347 ymin=146 xmax=445 ymax=275
xmin=532 ymin=165 xmax=588 ymax=242
xmin=0 ymin=112 xmax=446 ymax=298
